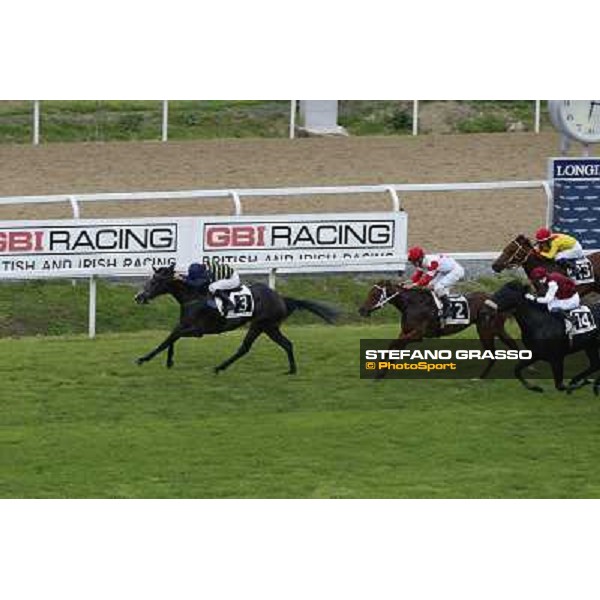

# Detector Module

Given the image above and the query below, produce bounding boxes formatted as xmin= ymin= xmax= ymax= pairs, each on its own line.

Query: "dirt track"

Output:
xmin=2 ymin=132 xmax=598 ymax=251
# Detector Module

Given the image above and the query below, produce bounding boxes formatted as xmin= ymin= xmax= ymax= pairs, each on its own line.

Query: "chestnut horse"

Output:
xmin=491 ymin=234 xmax=600 ymax=297
xmin=358 ymin=281 xmax=518 ymax=379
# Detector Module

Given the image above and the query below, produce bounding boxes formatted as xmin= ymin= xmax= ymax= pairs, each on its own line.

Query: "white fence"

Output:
xmin=0 ymin=179 xmax=553 ymax=337
xmin=26 ymin=101 xmax=544 ymax=144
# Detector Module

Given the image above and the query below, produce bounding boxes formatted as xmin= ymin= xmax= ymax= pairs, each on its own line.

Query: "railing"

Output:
xmin=25 ymin=101 xmax=544 ymax=144
xmin=0 ymin=179 xmax=553 ymax=337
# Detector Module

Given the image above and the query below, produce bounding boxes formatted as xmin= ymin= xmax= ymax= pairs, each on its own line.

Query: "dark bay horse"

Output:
xmin=358 ymin=280 xmax=519 ymax=378
xmin=492 ymin=234 xmax=600 ymax=297
xmin=134 ymin=265 xmax=339 ymax=374
xmin=481 ymin=281 xmax=600 ymax=393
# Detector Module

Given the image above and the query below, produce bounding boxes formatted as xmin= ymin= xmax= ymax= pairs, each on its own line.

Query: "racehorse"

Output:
xmin=491 ymin=234 xmax=600 ymax=297
xmin=134 ymin=264 xmax=339 ymax=374
xmin=358 ymin=280 xmax=519 ymax=379
xmin=481 ymin=280 xmax=600 ymax=394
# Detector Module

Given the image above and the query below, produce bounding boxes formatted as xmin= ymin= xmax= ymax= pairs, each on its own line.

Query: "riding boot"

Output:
xmin=550 ymin=308 xmax=573 ymax=333
xmin=556 ymin=258 xmax=575 ymax=274
xmin=214 ymin=290 xmax=234 ymax=316
xmin=440 ymin=296 xmax=452 ymax=319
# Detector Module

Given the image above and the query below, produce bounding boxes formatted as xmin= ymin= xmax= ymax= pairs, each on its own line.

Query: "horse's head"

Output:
xmin=134 ymin=264 xmax=178 ymax=305
xmin=481 ymin=280 xmax=529 ymax=322
xmin=358 ymin=280 xmax=399 ymax=317
xmin=492 ymin=234 xmax=535 ymax=273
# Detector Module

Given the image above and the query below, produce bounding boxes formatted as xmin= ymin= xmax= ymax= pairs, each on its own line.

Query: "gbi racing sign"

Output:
xmin=200 ymin=212 xmax=407 ymax=269
xmin=0 ymin=218 xmax=180 ymax=276
xmin=0 ymin=211 xmax=407 ymax=278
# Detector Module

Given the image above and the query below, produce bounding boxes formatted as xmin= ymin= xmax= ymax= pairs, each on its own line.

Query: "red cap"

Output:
xmin=407 ymin=246 xmax=424 ymax=262
xmin=530 ymin=266 xmax=547 ymax=280
xmin=535 ymin=227 xmax=552 ymax=242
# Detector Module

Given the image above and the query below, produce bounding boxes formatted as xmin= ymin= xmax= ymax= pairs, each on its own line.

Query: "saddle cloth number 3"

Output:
xmin=234 ymin=293 xmax=252 ymax=313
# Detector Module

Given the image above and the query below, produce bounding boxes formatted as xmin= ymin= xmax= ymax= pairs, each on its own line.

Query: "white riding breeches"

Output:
xmin=555 ymin=242 xmax=584 ymax=261
xmin=548 ymin=293 xmax=580 ymax=312
xmin=431 ymin=266 xmax=465 ymax=297
xmin=209 ymin=272 xmax=241 ymax=293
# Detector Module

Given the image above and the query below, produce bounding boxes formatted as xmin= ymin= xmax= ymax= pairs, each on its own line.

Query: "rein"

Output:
xmin=372 ymin=284 xmax=401 ymax=310
xmin=504 ymin=238 xmax=534 ymax=269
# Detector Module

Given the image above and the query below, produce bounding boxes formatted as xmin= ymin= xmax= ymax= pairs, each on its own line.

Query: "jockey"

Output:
xmin=185 ymin=259 xmax=240 ymax=315
xmin=534 ymin=227 xmax=583 ymax=267
xmin=406 ymin=246 xmax=465 ymax=317
xmin=526 ymin=266 xmax=580 ymax=314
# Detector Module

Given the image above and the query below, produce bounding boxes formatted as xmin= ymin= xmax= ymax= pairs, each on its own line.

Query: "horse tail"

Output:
xmin=283 ymin=297 xmax=340 ymax=324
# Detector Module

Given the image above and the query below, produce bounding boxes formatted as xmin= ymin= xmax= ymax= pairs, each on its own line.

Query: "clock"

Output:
xmin=548 ymin=100 xmax=600 ymax=144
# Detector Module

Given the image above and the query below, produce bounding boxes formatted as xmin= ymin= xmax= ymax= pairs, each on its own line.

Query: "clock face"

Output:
xmin=556 ymin=100 xmax=600 ymax=143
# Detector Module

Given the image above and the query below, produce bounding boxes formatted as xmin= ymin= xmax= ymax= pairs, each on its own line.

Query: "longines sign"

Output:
xmin=0 ymin=212 xmax=407 ymax=277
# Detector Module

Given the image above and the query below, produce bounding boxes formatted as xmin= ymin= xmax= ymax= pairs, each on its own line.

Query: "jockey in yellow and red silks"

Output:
xmin=534 ymin=227 xmax=584 ymax=267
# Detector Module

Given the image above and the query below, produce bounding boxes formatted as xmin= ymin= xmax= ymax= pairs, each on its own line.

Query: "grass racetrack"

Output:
xmin=4 ymin=322 xmax=600 ymax=498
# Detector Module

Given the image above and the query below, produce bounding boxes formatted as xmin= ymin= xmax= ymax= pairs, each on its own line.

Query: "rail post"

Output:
xmin=161 ymin=101 xmax=169 ymax=142
xmin=289 ymin=100 xmax=297 ymax=139
xmin=412 ymin=100 xmax=419 ymax=136
xmin=88 ymin=276 xmax=97 ymax=339
xmin=230 ymin=191 xmax=242 ymax=215
xmin=33 ymin=101 xmax=40 ymax=145
xmin=534 ymin=100 xmax=541 ymax=134
xmin=268 ymin=268 xmax=277 ymax=289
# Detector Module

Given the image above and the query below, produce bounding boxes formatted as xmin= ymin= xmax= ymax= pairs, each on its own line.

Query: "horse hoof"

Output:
xmin=529 ymin=385 xmax=544 ymax=393
xmin=566 ymin=379 xmax=591 ymax=394
xmin=286 ymin=369 xmax=297 ymax=375
xmin=594 ymin=384 xmax=600 ymax=397
xmin=166 ymin=362 xmax=174 ymax=369
xmin=214 ymin=366 xmax=221 ymax=375
xmin=136 ymin=357 xmax=145 ymax=366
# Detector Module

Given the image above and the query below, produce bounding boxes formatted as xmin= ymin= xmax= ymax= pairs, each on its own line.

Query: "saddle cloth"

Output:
xmin=565 ymin=305 xmax=596 ymax=336
xmin=565 ymin=258 xmax=594 ymax=284
xmin=214 ymin=285 xmax=254 ymax=319
xmin=432 ymin=293 xmax=470 ymax=325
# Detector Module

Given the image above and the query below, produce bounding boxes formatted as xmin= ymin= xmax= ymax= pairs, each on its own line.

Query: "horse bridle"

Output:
xmin=502 ymin=238 xmax=534 ymax=269
xmin=370 ymin=284 xmax=401 ymax=311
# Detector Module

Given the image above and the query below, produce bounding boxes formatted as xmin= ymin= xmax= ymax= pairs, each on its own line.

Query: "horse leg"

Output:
xmin=567 ymin=346 xmax=600 ymax=393
xmin=475 ymin=323 xmax=497 ymax=379
xmin=515 ymin=357 xmax=544 ymax=393
xmin=166 ymin=343 xmax=175 ymax=369
xmin=214 ymin=324 xmax=263 ymax=374
xmin=264 ymin=324 xmax=296 ymax=375
xmin=137 ymin=325 xmax=192 ymax=365
xmin=550 ymin=359 xmax=566 ymax=391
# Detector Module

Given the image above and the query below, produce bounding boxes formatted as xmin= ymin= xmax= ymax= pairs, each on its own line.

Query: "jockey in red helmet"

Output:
xmin=406 ymin=246 xmax=465 ymax=317
xmin=526 ymin=266 xmax=580 ymax=312
xmin=534 ymin=227 xmax=583 ymax=266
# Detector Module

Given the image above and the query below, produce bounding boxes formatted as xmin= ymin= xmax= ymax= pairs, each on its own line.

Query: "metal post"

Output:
xmin=268 ymin=269 xmax=277 ymax=289
xmin=230 ymin=191 xmax=242 ymax=215
xmin=289 ymin=100 xmax=297 ymax=139
xmin=542 ymin=181 xmax=553 ymax=228
xmin=412 ymin=100 xmax=419 ymax=136
xmin=89 ymin=276 xmax=97 ymax=339
xmin=161 ymin=101 xmax=169 ymax=142
xmin=534 ymin=100 xmax=541 ymax=134
xmin=33 ymin=101 xmax=40 ymax=145
xmin=387 ymin=186 xmax=401 ymax=212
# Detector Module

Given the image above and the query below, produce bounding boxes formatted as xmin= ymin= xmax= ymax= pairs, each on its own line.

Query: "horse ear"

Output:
xmin=152 ymin=267 xmax=158 ymax=273
xmin=167 ymin=263 xmax=175 ymax=272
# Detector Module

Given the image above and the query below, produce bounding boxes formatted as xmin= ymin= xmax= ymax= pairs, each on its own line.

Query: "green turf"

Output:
xmin=2 ymin=322 xmax=600 ymax=499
